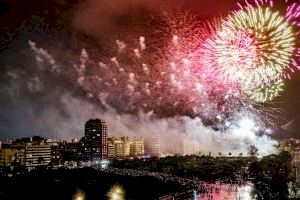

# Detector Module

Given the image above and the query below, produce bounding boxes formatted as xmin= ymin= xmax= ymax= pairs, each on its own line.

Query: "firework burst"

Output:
xmin=228 ymin=6 xmax=296 ymax=79
xmin=197 ymin=0 xmax=300 ymax=103
xmin=245 ymin=79 xmax=285 ymax=103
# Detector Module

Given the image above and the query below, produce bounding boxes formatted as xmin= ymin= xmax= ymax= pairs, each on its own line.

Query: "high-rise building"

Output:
xmin=144 ymin=134 xmax=160 ymax=157
xmin=51 ymin=143 xmax=62 ymax=167
xmin=83 ymin=119 xmax=108 ymax=162
xmin=115 ymin=139 xmax=130 ymax=158
xmin=130 ymin=136 xmax=144 ymax=157
xmin=183 ymin=139 xmax=200 ymax=155
xmin=107 ymin=137 xmax=130 ymax=159
xmin=170 ymin=134 xmax=184 ymax=155
xmin=107 ymin=140 xmax=115 ymax=159
xmin=107 ymin=136 xmax=144 ymax=159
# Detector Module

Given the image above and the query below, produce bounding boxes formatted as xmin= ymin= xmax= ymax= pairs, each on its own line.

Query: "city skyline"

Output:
xmin=1 ymin=0 xmax=300 ymax=199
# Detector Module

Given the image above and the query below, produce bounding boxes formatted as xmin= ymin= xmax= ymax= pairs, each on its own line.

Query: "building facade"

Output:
xmin=51 ymin=143 xmax=62 ymax=167
xmin=107 ymin=137 xmax=130 ymax=159
xmin=83 ymin=119 xmax=108 ymax=162
xmin=144 ymin=135 xmax=160 ymax=157
xmin=107 ymin=136 xmax=144 ymax=159
xmin=11 ymin=137 xmax=52 ymax=170
xmin=129 ymin=137 xmax=144 ymax=157
xmin=0 ymin=148 xmax=16 ymax=166
xmin=24 ymin=142 xmax=52 ymax=170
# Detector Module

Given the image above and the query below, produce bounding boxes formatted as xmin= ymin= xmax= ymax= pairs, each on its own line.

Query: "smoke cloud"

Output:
xmin=0 ymin=0 xmax=277 ymax=156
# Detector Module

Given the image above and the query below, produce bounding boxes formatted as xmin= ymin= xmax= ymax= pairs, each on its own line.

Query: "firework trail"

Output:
xmin=65 ymin=11 xmax=274 ymax=130
xmin=18 ymin=3 xmax=288 ymax=155
xmin=25 ymin=3 xmax=299 ymax=132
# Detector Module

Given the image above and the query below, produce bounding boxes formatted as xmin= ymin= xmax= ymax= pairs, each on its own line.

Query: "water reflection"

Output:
xmin=196 ymin=182 xmax=253 ymax=200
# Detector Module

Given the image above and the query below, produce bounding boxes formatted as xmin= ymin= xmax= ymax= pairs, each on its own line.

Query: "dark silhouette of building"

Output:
xmin=83 ymin=119 xmax=108 ymax=162
xmin=51 ymin=144 xmax=62 ymax=166
xmin=51 ymin=139 xmax=80 ymax=166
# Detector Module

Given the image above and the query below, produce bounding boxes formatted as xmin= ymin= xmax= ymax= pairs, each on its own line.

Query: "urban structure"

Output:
xmin=278 ymin=138 xmax=300 ymax=181
xmin=144 ymin=134 xmax=160 ymax=157
xmin=23 ymin=141 xmax=52 ymax=171
xmin=83 ymin=119 xmax=108 ymax=161
xmin=0 ymin=118 xmax=150 ymax=170
xmin=1 ymin=120 xmax=300 ymax=179
xmin=4 ymin=136 xmax=53 ymax=170
xmin=107 ymin=136 xmax=144 ymax=159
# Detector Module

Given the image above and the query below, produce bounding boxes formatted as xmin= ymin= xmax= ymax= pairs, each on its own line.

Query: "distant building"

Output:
xmin=278 ymin=138 xmax=300 ymax=153
xmin=130 ymin=136 xmax=144 ymax=157
xmin=144 ymin=135 xmax=160 ymax=157
xmin=11 ymin=136 xmax=52 ymax=170
xmin=24 ymin=142 xmax=51 ymax=170
xmin=62 ymin=139 xmax=79 ymax=162
xmin=293 ymin=151 xmax=300 ymax=166
xmin=183 ymin=139 xmax=200 ymax=155
xmin=107 ymin=136 xmax=144 ymax=159
xmin=51 ymin=143 xmax=62 ymax=167
xmin=107 ymin=137 xmax=130 ymax=159
xmin=172 ymin=135 xmax=184 ymax=155
xmin=107 ymin=141 xmax=115 ymax=159
xmin=51 ymin=139 xmax=82 ymax=167
xmin=291 ymin=151 xmax=300 ymax=181
xmin=0 ymin=140 xmax=12 ymax=149
xmin=83 ymin=119 xmax=108 ymax=162
xmin=115 ymin=138 xmax=130 ymax=158
xmin=0 ymin=148 xmax=16 ymax=166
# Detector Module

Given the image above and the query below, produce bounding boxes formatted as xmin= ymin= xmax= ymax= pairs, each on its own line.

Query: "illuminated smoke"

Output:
xmin=0 ymin=3 xmax=286 ymax=156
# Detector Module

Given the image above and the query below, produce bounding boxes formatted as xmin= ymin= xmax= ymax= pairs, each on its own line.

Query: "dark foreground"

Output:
xmin=0 ymin=151 xmax=296 ymax=199
xmin=0 ymin=167 xmax=185 ymax=200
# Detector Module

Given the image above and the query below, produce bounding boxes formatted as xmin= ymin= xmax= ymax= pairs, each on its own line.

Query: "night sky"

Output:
xmin=0 ymin=0 xmax=299 ymax=140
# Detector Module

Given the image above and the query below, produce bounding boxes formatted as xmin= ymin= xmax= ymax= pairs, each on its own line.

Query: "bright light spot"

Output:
xmin=238 ymin=118 xmax=255 ymax=131
xmin=265 ymin=128 xmax=273 ymax=134
xmin=236 ymin=184 xmax=254 ymax=200
xmin=72 ymin=190 xmax=86 ymax=200
xmin=100 ymin=159 xmax=110 ymax=169
xmin=225 ymin=121 xmax=231 ymax=128
xmin=107 ymin=185 xmax=125 ymax=200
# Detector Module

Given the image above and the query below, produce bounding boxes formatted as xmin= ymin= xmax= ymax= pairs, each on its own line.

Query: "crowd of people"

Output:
xmin=100 ymin=167 xmax=199 ymax=189
xmin=98 ymin=167 xmax=247 ymax=199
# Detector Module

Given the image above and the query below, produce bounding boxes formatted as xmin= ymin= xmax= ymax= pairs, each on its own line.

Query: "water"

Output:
xmin=196 ymin=182 xmax=254 ymax=200
xmin=161 ymin=182 xmax=255 ymax=200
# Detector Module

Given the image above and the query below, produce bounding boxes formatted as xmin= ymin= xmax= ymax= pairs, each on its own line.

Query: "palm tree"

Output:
xmin=247 ymin=145 xmax=258 ymax=157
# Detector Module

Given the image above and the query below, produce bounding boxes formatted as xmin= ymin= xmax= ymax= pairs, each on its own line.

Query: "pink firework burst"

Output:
xmin=198 ymin=28 xmax=259 ymax=85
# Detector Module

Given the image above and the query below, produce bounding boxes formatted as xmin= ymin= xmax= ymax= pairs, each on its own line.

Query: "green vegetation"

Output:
xmin=112 ymin=155 xmax=256 ymax=182
xmin=249 ymin=151 xmax=292 ymax=199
